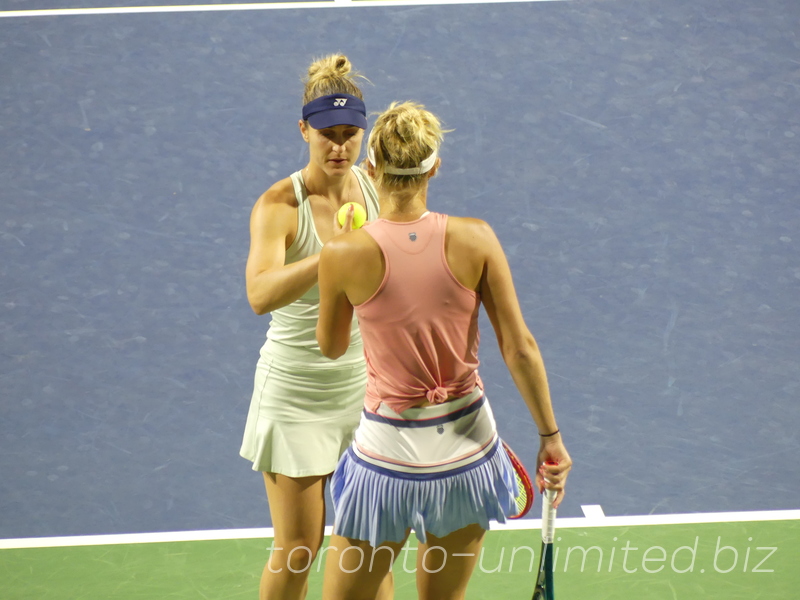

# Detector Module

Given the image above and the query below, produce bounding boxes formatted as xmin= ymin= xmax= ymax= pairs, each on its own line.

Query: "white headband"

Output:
xmin=367 ymin=134 xmax=438 ymax=176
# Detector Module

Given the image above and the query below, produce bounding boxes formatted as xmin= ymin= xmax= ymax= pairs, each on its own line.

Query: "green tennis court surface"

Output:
xmin=3 ymin=516 xmax=797 ymax=599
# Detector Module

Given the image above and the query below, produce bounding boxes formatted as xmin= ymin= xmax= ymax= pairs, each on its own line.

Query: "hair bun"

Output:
xmin=369 ymin=101 xmax=448 ymax=185
xmin=302 ymin=54 xmax=366 ymax=105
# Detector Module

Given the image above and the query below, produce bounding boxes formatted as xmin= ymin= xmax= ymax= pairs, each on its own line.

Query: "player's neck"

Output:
xmin=302 ymin=165 xmax=352 ymax=206
xmin=379 ymin=188 xmax=428 ymax=222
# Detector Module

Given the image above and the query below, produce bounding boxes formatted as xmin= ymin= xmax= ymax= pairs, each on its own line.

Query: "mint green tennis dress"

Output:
xmin=240 ymin=166 xmax=380 ymax=476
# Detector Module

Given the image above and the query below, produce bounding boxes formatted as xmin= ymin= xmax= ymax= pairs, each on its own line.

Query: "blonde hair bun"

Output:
xmin=369 ymin=101 xmax=448 ymax=186
xmin=303 ymin=54 xmax=367 ymax=105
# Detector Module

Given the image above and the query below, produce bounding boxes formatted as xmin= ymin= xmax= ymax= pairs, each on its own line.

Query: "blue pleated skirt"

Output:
xmin=330 ymin=393 xmax=518 ymax=547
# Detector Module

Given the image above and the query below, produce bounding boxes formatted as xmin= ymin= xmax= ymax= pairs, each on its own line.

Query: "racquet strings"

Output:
xmin=502 ymin=441 xmax=533 ymax=518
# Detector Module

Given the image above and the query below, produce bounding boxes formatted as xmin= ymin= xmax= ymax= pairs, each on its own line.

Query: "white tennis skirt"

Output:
xmin=330 ymin=389 xmax=518 ymax=547
xmin=240 ymin=339 xmax=366 ymax=477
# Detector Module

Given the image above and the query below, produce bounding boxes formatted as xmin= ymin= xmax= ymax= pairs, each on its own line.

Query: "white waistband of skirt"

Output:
xmin=352 ymin=388 xmax=498 ymax=473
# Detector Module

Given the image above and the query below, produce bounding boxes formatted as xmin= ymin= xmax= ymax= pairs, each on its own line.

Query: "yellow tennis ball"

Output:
xmin=337 ymin=202 xmax=367 ymax=229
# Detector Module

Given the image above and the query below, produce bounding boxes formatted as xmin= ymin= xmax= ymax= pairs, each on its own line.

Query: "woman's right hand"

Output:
xmin=536 ymin=435 xmax=572 ymax=509
xmin=332 ymin=203 xmax=361 ymax=237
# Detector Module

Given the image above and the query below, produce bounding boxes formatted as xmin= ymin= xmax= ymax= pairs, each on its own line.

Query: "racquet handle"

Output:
xmin=541 ymin=489 xmax=557 ymax=543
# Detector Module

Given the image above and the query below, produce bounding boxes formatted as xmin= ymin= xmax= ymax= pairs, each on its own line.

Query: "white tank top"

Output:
xmin=263 ymin=166 xmax=380 ymax=361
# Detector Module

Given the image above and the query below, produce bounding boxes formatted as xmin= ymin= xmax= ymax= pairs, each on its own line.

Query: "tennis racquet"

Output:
xmin=532 ymin=486 xmax=557 ymax=600
xmin=501 ymin=441 xmax=534 ymax=519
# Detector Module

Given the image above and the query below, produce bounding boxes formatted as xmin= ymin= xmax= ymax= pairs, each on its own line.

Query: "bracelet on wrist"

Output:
xmin=539 ymin=429 xmax=560 ymax=438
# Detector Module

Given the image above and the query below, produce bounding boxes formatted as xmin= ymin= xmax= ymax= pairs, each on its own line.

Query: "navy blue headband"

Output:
xmin=302 ymin=94 xmax=367 ymax=129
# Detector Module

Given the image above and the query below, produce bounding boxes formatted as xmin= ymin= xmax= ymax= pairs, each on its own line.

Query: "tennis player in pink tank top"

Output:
xmin=316 ymin=102 xmax=572 ymax=600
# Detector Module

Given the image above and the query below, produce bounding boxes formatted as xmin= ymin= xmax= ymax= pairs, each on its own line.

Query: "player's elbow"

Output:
xmin=248 ymin=300 xmax=269 ymax=316
xmin=246 ymin=279 xmax=282 ymax=315
xmin=317 ymin=328 xmax=347 ymax=360
xmin=245 ymin=279 xmax=268 ymax=315
xmin=320 ymin=343 xmax=345 ymax=360
xmin=502 ymin=335 xmax=543 ymax=367
xmin=247 ymin=293 xmax=270 ymax=316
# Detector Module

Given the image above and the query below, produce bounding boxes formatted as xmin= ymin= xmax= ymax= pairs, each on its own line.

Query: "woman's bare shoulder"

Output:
xmin=445 ymin=214 xmax=498 ymax=248
xmin=254 ymin=176 xmax=299 ymax=211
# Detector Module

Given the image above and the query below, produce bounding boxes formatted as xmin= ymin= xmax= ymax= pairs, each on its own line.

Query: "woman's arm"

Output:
xmin=317 ymin=226 xmax=383 ymax=358
xmin=245 ymin=184 xmax=320 ymax=315
xmin=316 ymin=236 xmax=355 ymax=358
xmin=476 ymin=223 xmax=572 ymax=507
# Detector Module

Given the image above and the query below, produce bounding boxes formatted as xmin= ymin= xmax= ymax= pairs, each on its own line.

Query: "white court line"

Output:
xmin=491 ymin=508 xmax=800 ymax=531
xmin=0 ymin=0 xmax=568 ymax=19
xmin=580 ymin=504 xmax=606 ymax=519
xmin=2 ymin=509 xmax=799 ymax=550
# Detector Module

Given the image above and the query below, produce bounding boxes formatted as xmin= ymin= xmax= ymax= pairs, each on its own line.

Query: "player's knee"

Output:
xmin=273 ymin=540 xmax=319 ymax=573
xmin=288 ymin=545 xmax=317 ymax=573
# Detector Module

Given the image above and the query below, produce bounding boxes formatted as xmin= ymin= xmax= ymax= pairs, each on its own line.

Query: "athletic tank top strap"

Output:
xmin=287 ymin=170 xmax=317 ymax=260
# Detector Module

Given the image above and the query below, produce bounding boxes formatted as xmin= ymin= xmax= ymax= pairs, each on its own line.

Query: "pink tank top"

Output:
xmin=355 ymin=211 xmax=483 ymax=413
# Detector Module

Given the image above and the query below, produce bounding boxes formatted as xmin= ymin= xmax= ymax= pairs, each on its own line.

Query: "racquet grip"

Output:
xmin=541 ymin=489 xmax=557 ymax=543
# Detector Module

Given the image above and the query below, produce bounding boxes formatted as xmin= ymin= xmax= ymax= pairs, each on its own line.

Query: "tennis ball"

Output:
xmin=337 ymin=202 xmax=367 ymax=229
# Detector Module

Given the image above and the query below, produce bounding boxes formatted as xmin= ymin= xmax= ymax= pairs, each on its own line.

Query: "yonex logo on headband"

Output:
xmin=302 ymin=94 xmax=366 ymax=129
